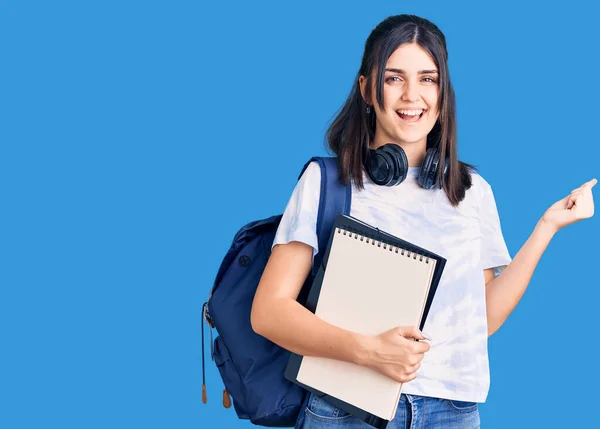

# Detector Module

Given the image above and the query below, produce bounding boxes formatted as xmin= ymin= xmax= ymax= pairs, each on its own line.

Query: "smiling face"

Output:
xmin=360 ymin=43 xmax=440 ymax=152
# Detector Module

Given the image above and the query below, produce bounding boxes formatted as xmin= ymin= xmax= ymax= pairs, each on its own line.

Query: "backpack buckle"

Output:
xmin=203 ymin=301 xmax=215 ymax=328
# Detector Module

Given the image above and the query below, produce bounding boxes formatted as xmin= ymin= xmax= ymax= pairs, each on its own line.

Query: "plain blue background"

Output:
xmin=1 ymin=1 xmax=599 ymax=428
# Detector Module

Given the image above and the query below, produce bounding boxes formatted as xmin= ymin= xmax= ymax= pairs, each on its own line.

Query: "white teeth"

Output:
xmin=398 ymin=109 xmax=424 ymax=116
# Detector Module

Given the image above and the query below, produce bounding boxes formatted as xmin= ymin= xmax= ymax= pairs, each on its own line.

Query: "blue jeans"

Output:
xmin=295 ymin=392 xmax=480 ymax=429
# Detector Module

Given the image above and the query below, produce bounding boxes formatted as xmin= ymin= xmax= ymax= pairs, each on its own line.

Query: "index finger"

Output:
xmin=584 ymin=178 xmax=598 ymax=189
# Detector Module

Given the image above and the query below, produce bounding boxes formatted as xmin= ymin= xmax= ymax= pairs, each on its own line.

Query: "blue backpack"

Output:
xmin=202 ymin=156 xmax=351 ymax=426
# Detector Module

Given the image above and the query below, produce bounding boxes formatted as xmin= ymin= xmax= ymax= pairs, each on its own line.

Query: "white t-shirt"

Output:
xmin=272 ymin=160 xmax=512 ymax=403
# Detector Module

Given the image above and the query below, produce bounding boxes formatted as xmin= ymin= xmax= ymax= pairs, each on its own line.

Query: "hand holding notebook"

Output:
xmin=285 ymin=214 xmax=446 ymax=428
xmin=360 ymin=325 xmax=432 ymax=384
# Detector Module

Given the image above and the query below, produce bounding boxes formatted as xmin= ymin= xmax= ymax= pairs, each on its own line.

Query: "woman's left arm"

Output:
xmin=485 ymin=178 xmax=597 ymax=337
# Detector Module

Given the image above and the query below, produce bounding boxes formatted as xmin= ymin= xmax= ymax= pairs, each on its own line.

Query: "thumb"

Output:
xmin=396 ymin=326 xmax=425 ymax=340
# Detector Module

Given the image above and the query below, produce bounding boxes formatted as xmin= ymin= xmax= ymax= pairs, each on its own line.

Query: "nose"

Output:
xmin=401 ymin=80 xmax=420 ymax=102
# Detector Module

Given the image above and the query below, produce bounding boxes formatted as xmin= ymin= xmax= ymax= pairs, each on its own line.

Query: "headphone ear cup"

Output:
xmin=379 ymin=146 xmax=401 ymax=186
xmin=380 ymin=144 xmax=408 ymax=186
xmin=366 ymin=148 xmax=395 ymax=186
xmin=419 ymin=147 xmax=440 ymax=189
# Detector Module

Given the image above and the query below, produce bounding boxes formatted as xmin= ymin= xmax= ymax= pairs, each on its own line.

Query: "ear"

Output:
xmin=359 ymin=75 xmax=371 ymax=106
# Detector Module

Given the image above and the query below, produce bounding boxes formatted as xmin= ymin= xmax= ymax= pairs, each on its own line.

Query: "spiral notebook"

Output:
xmin=285 ymin=214 xmax=446 ymax=429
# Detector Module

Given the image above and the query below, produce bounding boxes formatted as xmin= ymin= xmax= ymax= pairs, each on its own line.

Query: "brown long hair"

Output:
xmin=325 ymin=14 xmax=476 ymax=207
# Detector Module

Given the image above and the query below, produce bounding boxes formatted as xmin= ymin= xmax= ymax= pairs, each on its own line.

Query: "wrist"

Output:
xmin=351 ymin=333 xmax=375 ymax=367
xmin=538 ymin=216 xmax=559 ymax=237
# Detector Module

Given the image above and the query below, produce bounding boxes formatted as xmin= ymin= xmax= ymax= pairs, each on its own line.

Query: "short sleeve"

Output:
xmin=479 ymin=183 xmax=512 ymax=275
xmin=271 ymin=161 xmax=321 ymax=262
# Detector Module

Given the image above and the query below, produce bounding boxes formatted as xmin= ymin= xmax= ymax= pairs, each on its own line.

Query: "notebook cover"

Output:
xmin=285 ymin=214 xmax=447 ymax=428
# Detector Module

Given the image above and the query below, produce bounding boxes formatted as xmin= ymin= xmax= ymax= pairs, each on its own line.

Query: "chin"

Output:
xmin=395 ymin=133 xmax=428 ymax=145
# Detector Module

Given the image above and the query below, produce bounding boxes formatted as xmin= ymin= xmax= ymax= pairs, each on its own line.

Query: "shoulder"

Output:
xmin=301 ymin=160 xmax=322 ymax=181
xmin=284 ymin=159 xmax=323 ymax=212
xmin=468 ymin=170 xmax=493 ymax=200
xmin=467 ymin=171 xmax=505 ymax=217
xmin=296 ymin=160 xmax=322 ymax=196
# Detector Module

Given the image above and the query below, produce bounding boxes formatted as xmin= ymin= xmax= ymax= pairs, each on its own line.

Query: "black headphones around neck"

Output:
xmin=365 ymin=143 xmax=448 ymax=189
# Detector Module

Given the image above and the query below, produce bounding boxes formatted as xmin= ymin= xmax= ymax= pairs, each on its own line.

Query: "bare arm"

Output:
xmin=485 ymin=178 xmax=596 ymax=336
xmin=484 ymin=219 xmax=555 ymax=336
xmin=250 ymin=241 xmax=370 ymax=365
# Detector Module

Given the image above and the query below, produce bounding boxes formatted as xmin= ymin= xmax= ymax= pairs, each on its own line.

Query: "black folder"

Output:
xmin=285 ymin=214 xmax=447 ymax=428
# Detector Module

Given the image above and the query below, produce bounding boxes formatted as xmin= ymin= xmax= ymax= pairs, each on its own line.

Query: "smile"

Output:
xmin=396 ymin=109 xmax=425 ymax=124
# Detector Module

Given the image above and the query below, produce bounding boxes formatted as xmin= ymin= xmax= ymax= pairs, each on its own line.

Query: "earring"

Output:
xmin=366 ymin=105 xmax=371 ymax=114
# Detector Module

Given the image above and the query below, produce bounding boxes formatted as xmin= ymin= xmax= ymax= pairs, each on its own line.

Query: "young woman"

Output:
xmin=250 ymin=14 xmax=596 ymax=428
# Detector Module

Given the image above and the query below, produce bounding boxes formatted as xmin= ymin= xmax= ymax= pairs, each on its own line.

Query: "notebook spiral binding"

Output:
xmin=336 ymin=227 xmax=429 ymax=264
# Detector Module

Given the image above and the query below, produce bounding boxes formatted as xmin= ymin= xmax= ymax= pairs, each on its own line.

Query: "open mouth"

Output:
xmin=396 ymin=109 xmax=426 ymax=123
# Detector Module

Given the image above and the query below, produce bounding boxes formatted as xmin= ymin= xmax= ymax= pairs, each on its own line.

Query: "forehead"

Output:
xmin=385 ymin=43 xmax=437 ymax=72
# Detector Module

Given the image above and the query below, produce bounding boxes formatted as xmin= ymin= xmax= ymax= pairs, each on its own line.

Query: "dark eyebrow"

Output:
xmin=385 ymin=68 xmax=439 ymax=74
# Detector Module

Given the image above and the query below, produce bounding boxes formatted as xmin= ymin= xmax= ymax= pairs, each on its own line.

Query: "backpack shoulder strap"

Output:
xmin=298 ymin=156 xmax=352 ymax=274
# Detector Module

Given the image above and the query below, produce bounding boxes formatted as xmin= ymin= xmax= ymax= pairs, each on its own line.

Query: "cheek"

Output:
xmin=425 ymin=91 xmax=440 ymax=113
xmin=428 ymin=109 xmax=440 ymax=123
xmin=377 ymin=102 xmax=400 ymax=120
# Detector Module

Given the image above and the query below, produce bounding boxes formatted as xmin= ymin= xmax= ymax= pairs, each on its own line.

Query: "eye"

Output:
xmin=385 ymin=76 xmax=402 ymax=83
xmin=422 ymin=77 xmax=437 ymax=83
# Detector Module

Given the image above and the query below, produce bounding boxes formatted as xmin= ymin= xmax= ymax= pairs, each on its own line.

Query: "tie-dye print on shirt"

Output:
xmin=272 ymin=161 xmax=512 ymax=403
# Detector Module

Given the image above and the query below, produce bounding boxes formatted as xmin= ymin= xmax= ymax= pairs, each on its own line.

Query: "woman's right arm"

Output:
xmin=250 ymin=240 xmax=431 ymax=383
xmin=250 ymin=240 xmax=369 ymax=365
